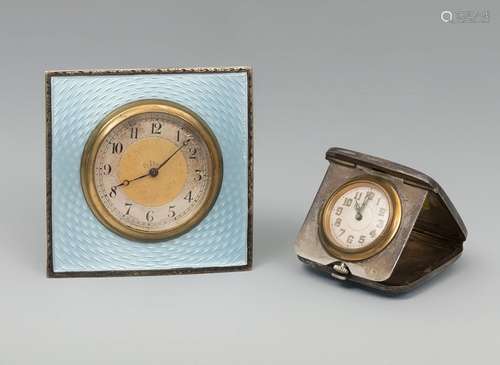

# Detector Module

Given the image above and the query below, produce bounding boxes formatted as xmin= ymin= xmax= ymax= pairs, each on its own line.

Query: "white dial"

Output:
xmin=329 ymin=184 xmax=390 ymax=249
xmin=93 ymin=113 xmax=212 ymax=233
xmin=321 ymin=178 xmax=401 ymax=261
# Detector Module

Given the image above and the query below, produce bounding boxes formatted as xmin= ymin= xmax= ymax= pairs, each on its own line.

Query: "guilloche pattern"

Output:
xmin=50 ymin=72 xmax=249 ymax=272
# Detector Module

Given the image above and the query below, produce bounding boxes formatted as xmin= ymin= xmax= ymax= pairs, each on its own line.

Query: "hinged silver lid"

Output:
xmin=326 ymin=147 xmax=467 ymax=241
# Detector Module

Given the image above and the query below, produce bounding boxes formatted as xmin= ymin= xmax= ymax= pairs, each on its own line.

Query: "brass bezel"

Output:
xmin=319 ymin=176 xmax=402 ymax=262
xmin=80 ymin=99 xmax=223 ymax=241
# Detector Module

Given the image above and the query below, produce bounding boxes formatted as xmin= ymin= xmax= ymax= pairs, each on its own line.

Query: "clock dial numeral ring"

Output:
xmin=319 ymin=176 xmax=402 ymax=262
xmin=80 ymin=99 xmax=223 ymax=242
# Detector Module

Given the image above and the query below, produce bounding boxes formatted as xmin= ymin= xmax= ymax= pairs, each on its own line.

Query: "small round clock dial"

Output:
xmin=81 ymin=100 xmax=223 ymax=241
xmin=320 ymin=177 xmax=401 ymax=261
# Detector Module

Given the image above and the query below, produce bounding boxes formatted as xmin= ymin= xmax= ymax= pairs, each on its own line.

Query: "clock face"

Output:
xmin=81 ymin=100 xmax=223 ymax=241
xmin=320 ymin=178 xmax=401 ymax=261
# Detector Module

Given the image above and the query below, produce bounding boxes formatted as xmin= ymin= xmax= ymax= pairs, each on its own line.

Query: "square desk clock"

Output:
xmin=45 ymin=67 xmax=253 ymax=277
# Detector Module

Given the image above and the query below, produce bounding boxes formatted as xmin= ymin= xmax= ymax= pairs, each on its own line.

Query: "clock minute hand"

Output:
xmin=360 ymin=192 xmax=374 ymax=212
xmin=354 ymin=192 xmax=373 ymax=221
xmin=157 ymin=140 xmax=190 ymax=170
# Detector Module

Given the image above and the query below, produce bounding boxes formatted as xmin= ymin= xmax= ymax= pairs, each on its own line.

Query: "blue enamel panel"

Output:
xmin=50 ymin=72 xmax=248 ymax=272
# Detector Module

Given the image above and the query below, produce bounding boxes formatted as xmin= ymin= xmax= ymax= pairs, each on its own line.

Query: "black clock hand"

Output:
xmin=354 ymin=199 xmax=361 ymax=212
xmin=157 ymin=139 xmax=190 ymax=170
xmin=115 ymin=171 xmax=150 ymax=188
xmin=355 ymin=192 xmax=374 ymax=221
xmin=360 ymin=192 xmax=374 ymax=212
xmin=354 ymin=199 xmax=363 ymax=221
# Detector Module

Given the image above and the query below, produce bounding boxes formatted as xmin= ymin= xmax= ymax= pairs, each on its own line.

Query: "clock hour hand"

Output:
xmin=113 ymin=171 xmax=149 ymax=190
xmin=115 ymin=170 xmax=150 ymax=188
xmin=354 ymin=199 xmax=361 ymax=212
xmin=114 ymin=159 xmax=165 ymax=189
xmin=354 ymin=199 xmax=363 ymax=221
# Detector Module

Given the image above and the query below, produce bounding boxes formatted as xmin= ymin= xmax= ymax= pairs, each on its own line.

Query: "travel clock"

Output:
xmin=46 ymin=67 xmax=253 ymax=277
xmin=295 ymin=147 xmax=467 ymax=293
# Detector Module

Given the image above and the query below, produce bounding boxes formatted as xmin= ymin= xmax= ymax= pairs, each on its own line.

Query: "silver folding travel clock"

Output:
xmin=295 ymin=147 xmax=467 ymax=293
